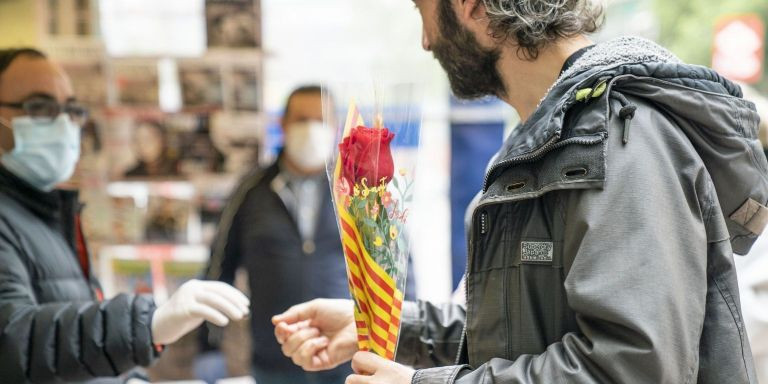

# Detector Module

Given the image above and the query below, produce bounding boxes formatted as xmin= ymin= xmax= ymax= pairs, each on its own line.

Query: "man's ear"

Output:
xmin=458 ymin=0 xmax=487 ymax=25
xmin=457 ymin=0 xmax=492 ymax=41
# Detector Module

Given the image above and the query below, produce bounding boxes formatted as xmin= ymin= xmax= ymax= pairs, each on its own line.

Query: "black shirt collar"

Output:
xmin=560 ymin=44 xmax=595 ymax=76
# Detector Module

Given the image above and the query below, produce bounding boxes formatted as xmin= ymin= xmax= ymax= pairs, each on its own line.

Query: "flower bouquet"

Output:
xmin=325 ymin=84 xmax=421 ymax=360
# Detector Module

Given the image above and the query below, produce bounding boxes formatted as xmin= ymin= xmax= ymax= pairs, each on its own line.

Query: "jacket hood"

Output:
xmin=493 ymin=36 xmax=768 ymax=255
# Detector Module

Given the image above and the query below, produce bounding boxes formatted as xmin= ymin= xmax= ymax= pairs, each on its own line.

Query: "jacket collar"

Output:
xmin=0 ymin=165 xmax=79 ymax=224
xmin=485 ymin=37 xmax=684 ymax=189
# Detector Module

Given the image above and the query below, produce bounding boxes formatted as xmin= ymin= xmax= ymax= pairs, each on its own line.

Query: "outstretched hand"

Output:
xmin=152 ymin=280 xmax=250 ymax=345
xmin=272 ymin=298 xmax=358 ymax=371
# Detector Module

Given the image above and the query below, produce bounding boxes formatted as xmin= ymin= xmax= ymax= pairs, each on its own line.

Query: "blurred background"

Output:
xmin=0 ymin=0 xmax=766 ymax=382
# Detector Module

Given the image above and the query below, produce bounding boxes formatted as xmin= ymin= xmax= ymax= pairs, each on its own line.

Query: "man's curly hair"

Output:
xmin=481 ymin=0 xmax=605 ymax=59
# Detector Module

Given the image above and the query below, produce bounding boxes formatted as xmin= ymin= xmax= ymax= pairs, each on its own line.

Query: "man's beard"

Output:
xmin=432 ymin=0 xmax=504 ymax=100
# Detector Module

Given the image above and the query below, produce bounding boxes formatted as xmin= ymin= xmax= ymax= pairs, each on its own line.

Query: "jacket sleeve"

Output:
xmin=205 ymin=208 xmax=242 ymax=285
xmin=396 ymin=300 xmax=466 ymax=369
xmin=199 ymin=180 xmax=250 ymax=352
xmin=0 ymin=225 xmax=158 ymax=383
xmin=413 ymin=104 xmax=714 ymax=383
xmin=205 ymin=173 xmax=258 ymax=285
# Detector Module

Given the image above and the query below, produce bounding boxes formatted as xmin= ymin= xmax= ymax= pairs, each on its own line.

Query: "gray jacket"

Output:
xmin=398 ymin=37 xmax=768 ymax=384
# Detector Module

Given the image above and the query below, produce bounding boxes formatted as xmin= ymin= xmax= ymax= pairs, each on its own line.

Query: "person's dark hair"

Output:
xmin=0 ymin=48 xmax=47 ymax=82
xmin=478 ymin=0 xmax=604 ymax=60
xmin=283 ymin=85 xmax=322 ymax=117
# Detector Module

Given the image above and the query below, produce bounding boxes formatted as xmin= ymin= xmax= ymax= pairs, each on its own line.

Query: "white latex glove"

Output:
xmin=151 ymin=279 xmax=250 ymax=345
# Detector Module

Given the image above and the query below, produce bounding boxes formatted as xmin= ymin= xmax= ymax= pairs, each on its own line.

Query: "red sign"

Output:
xmin=712 ymin=15 xmax=765 ymax=84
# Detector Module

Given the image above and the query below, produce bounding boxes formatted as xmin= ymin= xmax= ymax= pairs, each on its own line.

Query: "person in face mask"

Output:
xmin=0 ymin=48 xmax=251 ymax=384
xmin=200 ymin=85 xmax=415 ymax=383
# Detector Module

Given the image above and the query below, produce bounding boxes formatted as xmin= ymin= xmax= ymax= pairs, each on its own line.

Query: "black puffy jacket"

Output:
xmin=0 ymin=167 xmax=159 ymax=383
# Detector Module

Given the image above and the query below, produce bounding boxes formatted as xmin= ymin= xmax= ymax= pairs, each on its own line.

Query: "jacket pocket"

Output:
xmin=467 ymin=197 xmax=575 ymax=365
xmin=504 ymin=238 xmax=571 ymax=360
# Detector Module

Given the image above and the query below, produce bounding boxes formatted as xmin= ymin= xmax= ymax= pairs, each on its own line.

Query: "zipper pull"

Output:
xmin=480 ymin=212 xmax=489 ymax=235
xmin=619 ymin=104 xmax=637 ymax=145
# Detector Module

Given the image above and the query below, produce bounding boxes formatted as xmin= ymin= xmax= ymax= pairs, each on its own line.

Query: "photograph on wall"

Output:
xmin=124 ymin=119 xmax=181 ymax=178
xmin=164 ymin=114 xmax=226 ymax=175
xmin=230 ymin=66 xmax=261 ymax=111
xmin=113 ymin=62 xmax=160 ymax=107
xmin=205 ymin=0 xmax=261 ymax=48
xmin=209 ymin=111 xmax=261 ymax=174
xmin=109 ymin=196 xmax=146 ymax=244
xmin=180 ymin=65 xmax=224 ymax=108
xmin=144 ymin=196 xmax=193 ymax=244
xmin=177 ymin=130 xmax=226 ymax=175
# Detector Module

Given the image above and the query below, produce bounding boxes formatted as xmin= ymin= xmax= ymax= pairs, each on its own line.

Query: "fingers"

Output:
xmin=294 ymin=336 xmax=329 ymax=371
xmin=345 ymin=374 xmax=372 ymax=384
xmin=188 ymin=302 xmax=230 ymax=327
xmin=275 ymin=319 xmax=311 ymax=344
xmin=281 ymin=327 xmax=320 ymax=357
xmin=316 ymin=348 xmax=332 ymax=368
xmin=351 ymin=351 xmax=383 ymax=375
xmin=196 ymin=290 xmax=247 ymax=321
xmin=272 ymin=300 xmax=317 ymax=326
xmin=202 ymin=281 xmax=250 ymax=312
xmin=275 ymin=322 xmax=290 ymax=344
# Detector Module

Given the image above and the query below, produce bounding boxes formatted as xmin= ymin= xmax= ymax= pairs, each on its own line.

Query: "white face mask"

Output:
xmin=0 ymin=114 xmax=81 ymax=191
xmin=284 ymin=120 xmax=335 ymax=172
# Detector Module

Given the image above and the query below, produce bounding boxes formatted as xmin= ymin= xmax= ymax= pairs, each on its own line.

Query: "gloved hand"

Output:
xmin=151 ymin=279 xmax=250 ymax=345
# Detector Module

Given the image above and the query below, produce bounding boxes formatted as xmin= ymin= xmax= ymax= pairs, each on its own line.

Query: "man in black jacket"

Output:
xmin=205 ymin=86 xmax=415 ymax=384
xmin=0 ymin=48 xmax=250 ymax=384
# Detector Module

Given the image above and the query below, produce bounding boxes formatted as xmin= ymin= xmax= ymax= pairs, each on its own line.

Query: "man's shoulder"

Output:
xmin=0 ymin=190 xmax=34 ymax=225
xmin=224 ymin=164 xmax=286 ymax=226
xmin=233 ymin=164 xmax=279 ymax=198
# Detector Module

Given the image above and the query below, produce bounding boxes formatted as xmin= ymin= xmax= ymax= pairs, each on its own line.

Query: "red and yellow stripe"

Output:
xmin=333 ymin=100 xmax=404 ymax=360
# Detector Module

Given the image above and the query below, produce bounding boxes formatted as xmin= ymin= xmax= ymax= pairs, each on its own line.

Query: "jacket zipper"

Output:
xmin=482 ymin=72 xmax=635 ymax=192
xmin=455 ymin=210 xmax=488 ymax=365
xmin=458 ymin=133 xmax=604 ymax=365
xmin=457 ymin=74 xmax=622 ymax=364
xmin=455 ymin=222 xmax=474 ymax=365
xmin=483 ymin=135 xmax=604 ymax=192
xmin=456 ymin=135 xmax=601 ymax=364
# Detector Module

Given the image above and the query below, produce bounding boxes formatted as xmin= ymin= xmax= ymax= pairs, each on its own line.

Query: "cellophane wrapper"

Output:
xmin=323 ymin=83 xmax=422 ymax=360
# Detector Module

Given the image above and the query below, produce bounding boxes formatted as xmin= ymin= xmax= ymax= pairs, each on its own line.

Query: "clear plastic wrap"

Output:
xmin=324 ymin=83 xmax=421 ymax=360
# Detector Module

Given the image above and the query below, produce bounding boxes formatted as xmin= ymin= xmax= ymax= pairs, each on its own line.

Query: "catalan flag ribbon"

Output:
xmin=330 ymin=100 xmax=408 ymax=360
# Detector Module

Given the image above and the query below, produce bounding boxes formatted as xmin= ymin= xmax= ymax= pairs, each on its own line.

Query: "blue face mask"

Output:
xmin=0 ymin=114 xmax=81 ymax=191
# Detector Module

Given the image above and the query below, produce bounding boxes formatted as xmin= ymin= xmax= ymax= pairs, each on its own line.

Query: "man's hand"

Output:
xmin=272 ymin=298 xmax=357 ymax=371
xmin=152 ymin=280 xmax=250 ymax=345
xmin=346 ymin=351 xmax=415 ymax=384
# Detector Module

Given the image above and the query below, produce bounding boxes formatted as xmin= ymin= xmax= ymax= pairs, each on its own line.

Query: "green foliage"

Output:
xmin=653 ymin=0 xmax=768 ymax=91
xmin=347 ymin=175 xmax=413 ymax=280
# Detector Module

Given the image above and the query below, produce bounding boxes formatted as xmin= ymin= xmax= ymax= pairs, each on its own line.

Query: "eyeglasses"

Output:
xmin=0 ymin=97 xmax=89 ymax=126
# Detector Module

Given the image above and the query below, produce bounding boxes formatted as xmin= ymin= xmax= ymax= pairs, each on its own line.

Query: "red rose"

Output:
xmin=339 ymin=125 xmax=395 ymax=190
